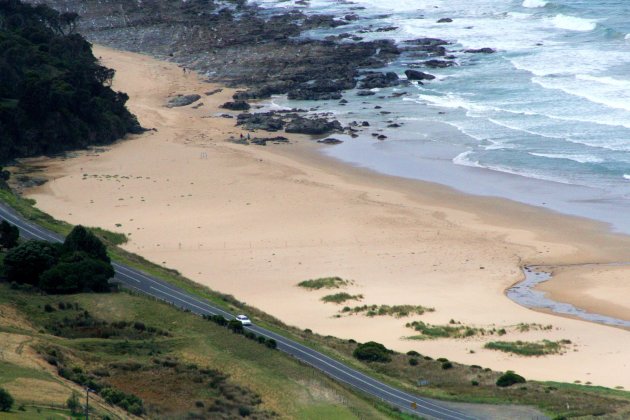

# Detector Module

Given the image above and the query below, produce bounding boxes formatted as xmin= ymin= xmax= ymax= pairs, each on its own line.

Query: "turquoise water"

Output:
xmin=252 ymin=1 xmax=630 ymax=232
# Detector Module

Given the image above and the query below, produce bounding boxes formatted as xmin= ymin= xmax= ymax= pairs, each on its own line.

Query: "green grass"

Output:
xmin=484 ymin=340 xmax=570 ymax=356
xmin=0 ymin=283 xmax=395 ymax=419
xmin=0 ymin=405 xmax=73 ymax=419
xmin=406 ymin=321 xmax=485 ymax=339
xmin=341 ymin=304 xmax=434 ymax=318
xmin=4 ymin=186 xmax=630 ymax=418
xmin=297 ymin=276 xmax=348 ymax=290
xmin=321 ymin=293 xmax=363 ymax=304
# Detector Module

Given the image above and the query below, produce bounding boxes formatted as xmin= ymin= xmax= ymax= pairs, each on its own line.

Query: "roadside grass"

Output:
xmin=0 ymin=405 xmax=72 ymax=419
xmin=341 ymin=304 xmax=434 ymax=318
xmin=297 ymin=276 xmax=348 ymax=290
xmin=0 ymin=283 xmax=398 ymax=419
xmin=4 ymin=187 xmax=630 ymax=418
xmin=484 ymin=340 xmax=571 ymax=356
xmin=321 ymin=293 xmax=363 ymax=304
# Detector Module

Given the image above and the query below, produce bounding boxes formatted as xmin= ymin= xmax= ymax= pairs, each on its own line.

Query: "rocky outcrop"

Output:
xmin=285 ymin=117 xmax=343 ymax=135
xmin=166 ymin=94 xmax=201 ymax=108
xmin=237 ymin=113 xmax=286 ymax=132
xmin=465 ymin=48 xmax=496 ymax=54
xmin=424 ymin=60 xmax=455 ymax=68
xmin=221 ymin=101 xmax=251 ymax=111
xmin=404 ymin=70 xmax=436 ymax=81
xmin=318 ymin=138 xmax=343 ymax=145
xmin=358 ymin=72 xmax=400 ymax=89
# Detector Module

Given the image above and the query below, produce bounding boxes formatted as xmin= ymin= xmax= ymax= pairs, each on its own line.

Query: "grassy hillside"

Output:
xmin=0 ymin=0 xmax=141 ymax=162
xmin=0 ymin=281 xmax=407 ymax=419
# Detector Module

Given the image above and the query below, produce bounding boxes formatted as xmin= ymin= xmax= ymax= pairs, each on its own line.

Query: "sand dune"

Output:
xmin=22 ymin=45 xmax=630 ymax=389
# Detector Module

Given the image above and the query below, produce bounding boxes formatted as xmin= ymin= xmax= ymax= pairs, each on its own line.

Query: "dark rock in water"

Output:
xmin=361 ymin=121 xmax=370 ymax=127
xmin=237 ymin=113 xmax=285 ymax=132
xmin=380 ymin=111 xmax=392 ymax=115
xmin=358 ymin=72 xmax=400 ymax=89
xmin=437 ymin=18 xmax=453 ymax=23
xmin=339 ymin=99 xmax=349 ymax=104
xmin=374 ymin=106 xmax=382 ymax=109
xmin=377 ymin=135 xmax=388 ymax=140
xmin=205 ymin=89 xmax=223 ymax=96
xmin=318 ymin=138 xmax=343 ymax=145
xmin=221 ymin=101 xmax=251 ymax=111
xmin=464 ymin=48 xmax=496 ymax=54
xmin=388 ymin=123 xmax=401 ymax=128
xmin=285 ymin=117 xmax=343 ymax=135
xmin=221 ymin=114 xmax=234 ymax=119
xmin=166 ymin=94 xmax=201 ymax=108
xmin=404 ymin=38 xmax=450 ymax=47
xmin=405 ymin=70 xmax=436 ymax=81
xmin=424 ymin=60 xmax=455 ymax=68
xmin=375 ymin=26 xmax=398 ymax=32
xmin=357 ymin=90 xmax=376 ymax=96
xmin=288 ymin=89 xmax=342 ymax=101
xmin=391 ymin=92 xmax=407 ymax=98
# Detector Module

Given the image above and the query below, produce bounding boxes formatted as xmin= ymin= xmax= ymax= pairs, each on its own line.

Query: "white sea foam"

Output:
xmin=529 ymin=153 xmax=604 ymax=164
xmin=452 ymin=151 xmax=482 ymax=167
xmin=624 ymin=174 xmax=630 ymax=180
xmin=522 ymin=0 xmax=547 ymax=8
xmin=453 ymin=153 xmax=575 ymax=184
xmin=532 ymin=76 xmax=630 ymax=113
xmin=550 ymin=14 xmax=597 ymax=32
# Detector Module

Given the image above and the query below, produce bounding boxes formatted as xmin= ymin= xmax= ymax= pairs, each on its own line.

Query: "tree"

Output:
xmin=496 ymin=371 xmax=526 ymax=387
xmin=352 ymin=341 xmax=392 ymax=363
xmin=0 ymin=387 xmax=14 ymax=412
xmin=66 ymin=391 xmax=80 ymax=415
xmin=0 ymin=220 xmax=19 ymax=249
xmin=62 ymin=226 xmax=109 ymax=262
xmin=39 ymin=256 xmax=114 ymax=294
xmin=3 ymin=240 xmax=59 ymax=285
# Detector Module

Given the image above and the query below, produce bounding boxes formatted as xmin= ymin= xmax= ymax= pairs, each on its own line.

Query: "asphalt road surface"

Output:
xmin=0 ymin=201 xmax=477 ymax=420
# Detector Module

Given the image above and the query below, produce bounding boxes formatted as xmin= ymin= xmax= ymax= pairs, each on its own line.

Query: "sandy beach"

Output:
xmin=21 ymin=45 xmax=630 ymax=389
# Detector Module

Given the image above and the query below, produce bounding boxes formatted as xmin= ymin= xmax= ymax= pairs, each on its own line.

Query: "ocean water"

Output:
xmin=251 ymin=0 xmax=630 ymax=233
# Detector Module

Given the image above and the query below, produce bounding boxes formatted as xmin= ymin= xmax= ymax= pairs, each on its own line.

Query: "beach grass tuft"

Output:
xmin=321 ymin=293 xmax=363 ymax=304
xmin=297 ymin=276 xmax=348 ymax=290
xmin=341 ymin=304 xmax=434 ymax=318
xmin=484 ymin=340 xmax=571 ymax=356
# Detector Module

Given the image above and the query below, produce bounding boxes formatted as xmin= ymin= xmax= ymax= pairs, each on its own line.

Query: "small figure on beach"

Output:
xmin=240 ymin=133 xmax=244 ymax=140
xmin=246 ymin=133 xmax=251 ymax=140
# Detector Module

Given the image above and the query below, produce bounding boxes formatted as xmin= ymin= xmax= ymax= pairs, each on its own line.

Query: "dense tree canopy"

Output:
xmin=0 ymin=220 xmax=19 ymax=249
xmin=0 ymin=0 xmax=141 ymax=162
xmin=3 ymin=225 xmax=115 ymax=293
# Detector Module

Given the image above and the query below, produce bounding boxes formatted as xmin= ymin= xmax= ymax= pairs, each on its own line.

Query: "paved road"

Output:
xmin=0 ymin=201 xmax=476 ymax=420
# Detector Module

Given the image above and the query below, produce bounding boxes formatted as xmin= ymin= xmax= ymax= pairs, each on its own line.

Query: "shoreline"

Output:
xmin=19 ymin=45 xmax=630 ymax=389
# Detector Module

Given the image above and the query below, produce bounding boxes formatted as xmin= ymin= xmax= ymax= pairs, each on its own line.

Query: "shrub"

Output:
xmin=297 ymin=277 xmax=347 ymax=289
xmin=62 ymin=226 xmax=110 ymax=263
xmin=0 ymin=220 xmax=19 ymax=249
xmin=0 ymin=387 xmax=14 ymax=412
xmin=257 ymin=336 xmax=266 ymax=344
xmin=227 ymin=320 xmax=244 ymax=334
xmin=441 ymin=361 xmax=453 ymax=370
xmin=67 ymin=392 xmax=81 ymax=414
xmin=210 ymin=315 xmax=228 ymax=326
xmin=409 ymin=358 xmax=418 ymax=366
xmin=239 ymin=406 xmax=251 ymax=417
xmin=265 ymin=339 xmax=277 ymax=349
xmin=496 ymin=371 xmax=526 ymax=387
xmin=352 ymin=341 xmax=392 ymax=363
xmin=44 ymin=303 xmax=55 ymax=312
xmin=321 ymin=293 xmax=362 ymax=304
xmin=406 ymin=350 xmax=420 ymax=357
xmin=4 ymin=240 xmax=59 ymax=285
xmin=471 ymin=380 xmax=479 ymax=386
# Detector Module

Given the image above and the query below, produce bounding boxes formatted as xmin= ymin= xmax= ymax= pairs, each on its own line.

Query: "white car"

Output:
xmin=236 ymin=315 xmax=252 ymax=326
